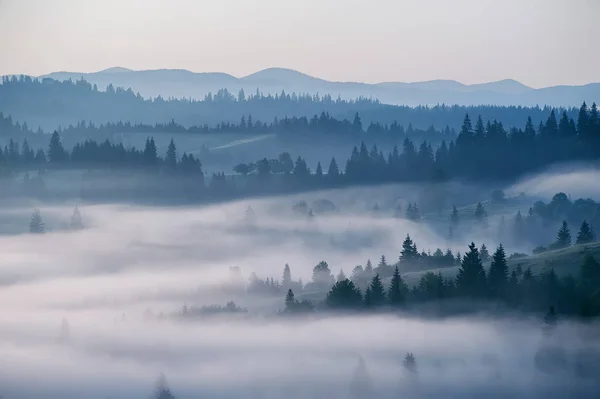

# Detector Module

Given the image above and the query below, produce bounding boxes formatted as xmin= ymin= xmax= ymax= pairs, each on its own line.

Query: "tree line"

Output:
xmin=0 ymin=74 xmax=580 ymax=131
xmin=1 ymin=103 xmax=599 ymax=202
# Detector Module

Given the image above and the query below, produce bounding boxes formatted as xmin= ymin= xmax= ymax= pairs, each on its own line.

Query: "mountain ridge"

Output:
xmin=28 ymin=67 xmax=600 ymax=107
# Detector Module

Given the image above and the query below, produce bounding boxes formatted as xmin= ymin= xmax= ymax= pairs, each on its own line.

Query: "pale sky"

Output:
xmin=0 ymin=0 xmax=598 ymax=88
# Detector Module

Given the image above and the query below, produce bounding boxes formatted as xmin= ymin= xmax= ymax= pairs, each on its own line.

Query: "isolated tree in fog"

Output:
xmin=554 ymin=220 xmax=572 ymax=249
xmin=29 ymin=209 xmax=45 ymax=234
xmin=406 ymin=202 xmax=420 ymax=221
xmin=153 ymin=373 xmax=176 ymax=399
xmin=349 ymin=356 xmax=374 ymax=399
xmin=69 ymin=206 xmax=83 ymax=230
xmin=282 ymin=264 xmax=292 ymax=287
xmin=488 ymin=244 xmax=508 ymax=299
xmin=576 ymin=220 xmax=595 ymax=244
xmin=474 ymin=202 xmax=487 ymax=224
xmin=455 ymin=243 xmax=486 ymax=296
xmin=403 ymin=352 xmax=418 ymax=375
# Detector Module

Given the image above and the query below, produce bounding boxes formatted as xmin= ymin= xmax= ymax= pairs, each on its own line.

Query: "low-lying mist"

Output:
xmin=1 ymin=172 xmax=599 ymax=398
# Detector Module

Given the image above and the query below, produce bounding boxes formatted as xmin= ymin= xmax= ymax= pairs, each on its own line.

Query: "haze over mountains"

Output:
xmin=36 ymin=67 xmax=600 ymax=107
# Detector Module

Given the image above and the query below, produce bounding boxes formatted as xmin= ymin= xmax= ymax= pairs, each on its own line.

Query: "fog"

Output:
xmin=1 ymin=174 xmax=599 ymax=398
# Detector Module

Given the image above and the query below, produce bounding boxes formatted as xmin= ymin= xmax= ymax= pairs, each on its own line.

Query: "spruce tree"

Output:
xmin=480 ymin=244 xmax=490 ymax=263
xmin=364 ymin=287 xmax=373 ymax=307
xmin=337 ymin=269 xmax=347 ymax=282
xmin=47 ymin=131 xmax=67 ymax=163
xmin=285 ymin=289 xmax=296 ymax=312
xmin=327 ymin=157 xmax=340 ymax=177
xmin=282 ymin=264 xmax=292 ymax=287
xmin=325 ymin=279 xmax=363 ymax=309
xmin=68 ymin=206 xmax=83 ymax=230
xmin=29 ymin=209 xmax=45 ymax=234
xmin=388 ymin=266 xmax=406 ymax=306
xmin=165 ymin=138 xmax=177 ymax=170
xmin=400 ymin=234 xmax=418 ymax=263
xmin=153 ymin=373 xmax=176 ymax=399
xmin=474 ymin=202 xmax=487 ymax=223
xmin=403 ymin=352 xmax=418 ymax=375
xmin=369 ymin=274 xmax=386 ymax=306
xmin=315 ymin=162 xmax=323 ymax=177
xmin=576 ymin=220 xmax=595 ymax=244
xmin=455 ymin=243 xmax=486 ymax=296
xmin=554 ymin=220 xmax=572 ymax=249
xmin=488 ymin=244 xmax=508 ymax=299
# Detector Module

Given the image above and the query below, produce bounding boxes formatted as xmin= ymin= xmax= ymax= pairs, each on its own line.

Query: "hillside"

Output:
xmin=401 ymin=242 xmax=600 ymax=286
xmin=32 ymin=67 xmax=599 ymax=107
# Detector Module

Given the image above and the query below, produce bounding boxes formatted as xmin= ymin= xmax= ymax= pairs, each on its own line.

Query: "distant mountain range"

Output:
xmin=36 ymin=67 xmax=599 ymax=108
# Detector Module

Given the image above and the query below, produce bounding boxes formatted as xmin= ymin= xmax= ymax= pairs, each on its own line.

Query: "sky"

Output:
xmin=0 ymin=0 xmax=599 ymax=88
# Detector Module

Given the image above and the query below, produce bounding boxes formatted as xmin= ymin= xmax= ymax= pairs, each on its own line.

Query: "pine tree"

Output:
xmin=47 ymin=131 xmax=67 ymax=163
xmin=337 ymin=269 xmax=347 ymax=282
xmin=285 ymin=289 xmax=296 ymax=312
xmin=474 ymin=202 xmax=487 ymax=223
xmin=315 ymin=162 xmax=323 ymax=177
xmin=165 ymin=138 xmax=177 ymax=170
xmin=29 ymin=209 xmax=45 ymax=233
xmin=455 ymin=243 xmax=486 ymax=296
xmin=327 ymin=157 xmax=340 ymax=177
xmin=488 ymin=244 xmax=508 ymax=299
xmin=480 ymin=244 xmax=490 ymax=263
xmin=403 ymin=352 xmax=418 ymax=375
xmin=349 ymin=356 xmax=374 ymax=399
xmin=576 ymin=220 xmax=595 ymax=244
xmin=554 ymin=220 xmax=572 ymax=249
xmin=153 ymin=373 xmax=176 ymax=399
xmin=325 ymin=279 xmax=363 ymax=309
xmin=369 ymin=274 xmax=386 ymax=306
xmin=282 ymin=264 xmax=292 ymax=287
xmin=388 ymin=266 xmax=407 ymax=306
xmin=400 ymin=234 xmax=418 ymax=263
xmin=69 ymin=206 xmax=83 ymax=230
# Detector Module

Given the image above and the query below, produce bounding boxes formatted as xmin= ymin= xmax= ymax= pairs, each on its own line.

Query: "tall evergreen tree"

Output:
xmin=69 ymin=206 xmax=83 ymax=230
xmin=165 ymin=138 xmax=177 ymax=170
xmin=282 ymin=264 xmax=292 ymax=287
xmin=315 ymin=162 xmax=323 ymax=177
xmin=47 ymin=131 xmax=67 ymax=163
xmin=488 ymin=244 xmax=508 ymax=299
xmin=400 ymin=234 xmax=418 ymax=263
xmin=576 ymin=220 xmax=595 ymax=244
xmin=285 ymin=289 xmax=296 ymax=312
xmin=554 ymin=220 xmax=572 ymax=249
xmin=474 ymin=202 xmax=487 ymax=223
xmin=327 ymin=157 xmax=340 ymax=177
xmin=455 ymin=243 xmax=486 ymax=296
xmin=368 ymin=274 xmax=386 ymax=306
xmin=480 ymin=244 xmax=490 ymax=263
xmin=29 ymin=208 xmax=45 ymax=234
xmin=388 ymin=266 xmax=407 ymax=306
xmin=153 ymin=373 xmax=176 ymax=399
